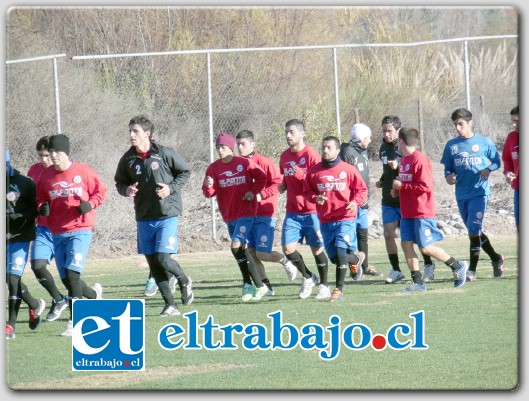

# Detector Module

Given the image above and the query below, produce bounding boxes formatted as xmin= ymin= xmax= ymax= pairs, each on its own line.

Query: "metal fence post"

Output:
xmin=207 ymin=52 xmax=217 ymax=240
xmin=53 ymin=57 xmax=62 ymax=134
xmin=332 ymin=47 xmax=341 ymax=139
xmin=464 ymin=40 xmax=471 ymax=110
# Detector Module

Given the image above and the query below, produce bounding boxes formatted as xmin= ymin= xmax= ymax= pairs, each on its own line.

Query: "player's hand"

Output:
xmin=126 ymin=182 xmax=138 ymax=197
xmin=392 ymin=178 xmax=402 ymax=190
xmin=388 ymin=160 xmax=398 ymax=170
xmin=205 ymin=176 xmax=214 ymax=188
xmin=256 ymin=193 xmax=263 ymax=202
xmin=479 ymin=168 xmax=491 ymax=181
xmin=278 ymin=182 xmax=287 ymax=193
xmin=77 ymin=201 xmax=93 ymax=215
xmin=505 ymin=172 xmax=516 ymax=185
xmin=346 ymin=201 xmax=357 ymax=214
xmin=390 ymin=188 xmax=399 ymax=198
xmin=156 ymin=183 xmax=171 ymax=199
xmin=39 ymin=202 xmax=50 ymax=216
xmin=375 ymin=180 xmax=383 ymax=189
xmin=316 ymin=192 xmax=327 ymax=205
xmin=243 ymin=191 xmax=255 ymax=202
xmin=445 ymin=173 xmax=456 ymax=185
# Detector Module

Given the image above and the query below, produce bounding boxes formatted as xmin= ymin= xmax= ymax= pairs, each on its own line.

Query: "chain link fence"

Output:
xmin=5 ymin=36 xmax=518 ymax=253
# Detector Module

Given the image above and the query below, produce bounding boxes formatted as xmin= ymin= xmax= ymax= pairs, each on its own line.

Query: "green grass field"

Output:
xmin=5 ymin=236 xmax=519 ymax=391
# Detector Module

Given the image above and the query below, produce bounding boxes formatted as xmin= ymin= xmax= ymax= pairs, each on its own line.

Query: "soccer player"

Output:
xmin=235 ymin=130 xmax=298 ymax=295
xmin=392 ymin=128 xmax=469 ymax=292
xmin=502 ymin=106 xmax=519 ymax=232
xmin=27 ymin=136 xmax=68 ymax=322
xmin=6 ymin=149 xmax=46 ymax=339
xmin=115 ymin=115 xmax=194 ymax=316
xmin=36 ymin=134 xmax=107 ymax=336
xmin=339 ymin=123 xmax=383 ymax=279
xmin=202 ymin=132 xmax=269 ymax=302
xmin=375 ymin=115 xmax=435 ymax=283
xmin=441 ymin=108 xmax=504 ymax=281
xmin=279 ymin=119 xmax=330 ymax=299
xmin=304 ymin=136 xmax=368 ymax=302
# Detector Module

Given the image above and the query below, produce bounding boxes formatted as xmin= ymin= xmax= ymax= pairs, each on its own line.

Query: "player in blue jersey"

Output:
xmin=440 ymin=108 xmax=504 ymax=280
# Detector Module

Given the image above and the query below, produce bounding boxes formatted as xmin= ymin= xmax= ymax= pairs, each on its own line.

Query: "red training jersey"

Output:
xmin=36 ymin=161 xmax=107 ymax=234
xmin=304 ymin=160 xmax=368 ymax=224
xmin=502 ymin=130 xmax=519 ymax=190
xmin=247 ymin=152 xmax=282 ymax=217
xmin=397 ymin=150 xmax=436 ymax=219
xmin=27 ymin=162 xmax=48 ymax=227
xmin=279 ymin=145 xmax=321 ymax=214
xmin=202 ymin=155 xmax=267 ymax=222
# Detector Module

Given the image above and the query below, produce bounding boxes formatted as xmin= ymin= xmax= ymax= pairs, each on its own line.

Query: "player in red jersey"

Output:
xmin=391 ymin=127 xmax=468 ymax=292
xmin=36 ymin=134 xmax=107 ymax=336
xmin=502 ymin=106 xmax=519 ymax=232
xmin=304 ymin=136 xmax=368 ymax=302
xmin=236 ymin=130 xmax=298 ymax=296
xmin=202 ymin=132 xmax=269 ymax=302
xmin=279 ymin=119 xmax=330 ymax=299
xmin=27 ymin=136 xmax=68 ymax=322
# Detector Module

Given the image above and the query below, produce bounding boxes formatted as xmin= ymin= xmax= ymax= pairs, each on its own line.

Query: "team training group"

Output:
xmin=5 ymin=106 xmax=519 ymax=339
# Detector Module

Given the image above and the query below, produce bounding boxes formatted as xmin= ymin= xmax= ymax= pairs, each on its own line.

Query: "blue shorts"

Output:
xmin=227 ymin=217 xmax=254 ymax=245
xmin=137 ymin=217 xmax=179 ymax=255
xmin=247 ymin=216 xmax=277 ymax=253
xmin=382 ymin=205 xmax=401 ymax=225
xmin=52 ymin=230 xmax=93 ymax=279
xmin=456 ymin=196 xmax=488 ymax=235
xmin=30 ymin=225 xmax=55 ymax=263
xmin=400 ymin=218 xmax=444 ymax=248
xmin=281 ymin=212 xmax=324 ymax=248
xmin=355 ymin=208 xmax=368 ymax=230
xmin=6 ymin=242 xmax=30 ymax=277
xmin=514 ymin=189 xmax=519 ymax=227
xmin=320 ymin=220 xmax=357 ymax=262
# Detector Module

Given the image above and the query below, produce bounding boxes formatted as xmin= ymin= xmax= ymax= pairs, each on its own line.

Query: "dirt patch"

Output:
xmin=10 ymin=363 xmax=250 ymax=390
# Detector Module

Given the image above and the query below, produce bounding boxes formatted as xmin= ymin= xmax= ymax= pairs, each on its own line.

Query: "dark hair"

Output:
xmin=322 ymin=135 xmax=340 ymax=148
xmin=129 ymin=115 xmax=154 ymax=137
xmin=398 ymin=127 xmax=419 ymax=146
xmin=285 ymin=119 xmax=305 ymax=131
xmin=510 ymin=106 xmax=519 ymax=115
xmin=451 ymin=108 xmax=472 ymax=122
xmin=36 ymin=136 xmax=49 ymax=151
xmin=381 ymin=115 xmax=401 ymax=130
xmin=235 ymin=130 xmax=255 ymax=141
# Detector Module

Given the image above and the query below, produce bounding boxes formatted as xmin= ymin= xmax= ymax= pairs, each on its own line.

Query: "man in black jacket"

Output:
xmin=6 ymin=149 xmax=46 ymax=339
xmin=339 ymin=123 xmax=383 ymax=280
xmin=114 ymin=115 xmax=194 ymax=316
xmin=376 ymin=115 xmax=435 ymax=283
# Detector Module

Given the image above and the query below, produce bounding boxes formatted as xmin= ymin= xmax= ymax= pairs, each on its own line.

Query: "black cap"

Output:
xmin=49 ymin=134 xmax=70 ymax=156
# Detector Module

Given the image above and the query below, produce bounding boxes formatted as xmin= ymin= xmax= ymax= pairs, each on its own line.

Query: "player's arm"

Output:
xmin=202 ymin=165 xmax=216 ymax=198
xmin=86 ymin=167 xmax=107 ymax=209
xmin=349 ymin=169 xmax=368 ymax=209
xmin=478 ymin=139 xmax=501 ymax=180
xmin=440 ymin=144 xmax=456 ymax=185
xmin=502 ymin=137 xmax=514 ymax=175
xmin=114 ymin=157 xmax=134 ymax=197
xmin=249 ymin=162 xmax=268 ymax=196
xmin=302 ymin=172 xmax=321 ymax=204
xmin=259 ymin=162 xmax=281 ymax=201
